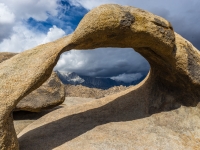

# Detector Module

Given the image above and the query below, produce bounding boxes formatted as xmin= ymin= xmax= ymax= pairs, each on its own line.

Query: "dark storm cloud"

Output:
xmin=134 ymin=0 xmax=200 ymax=49
xmin=55 ymin=48 xmax=150 ymax=77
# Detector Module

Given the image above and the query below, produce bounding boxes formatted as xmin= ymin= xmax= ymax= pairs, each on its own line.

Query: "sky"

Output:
xmin=0 ymin=0 xmax=199 ymax=83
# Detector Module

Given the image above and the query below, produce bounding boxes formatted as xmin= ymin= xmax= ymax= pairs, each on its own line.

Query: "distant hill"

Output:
xmin=64 ymin=84 xmax=131 ymax=99
xmin=55 ymin=71 xmax=145 ymax=89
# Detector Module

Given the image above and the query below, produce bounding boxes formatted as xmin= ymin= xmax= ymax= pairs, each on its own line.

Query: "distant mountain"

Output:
xmin=130 ymin=75 xmax=146 ymax=85
xmin=55 ymin=71 xmax=145 ymax=89
xmin=56 ymin=71 xmax=85 ymax=85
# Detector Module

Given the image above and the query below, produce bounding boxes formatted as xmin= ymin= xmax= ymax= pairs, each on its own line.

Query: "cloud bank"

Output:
xmin=0 ymin=0 xmax=76 ymax=52
xmin=55 ymin=48 xmax=149 ymax=78
xmin=111 ymin=73 xmax=143 ymax=83
xmin=0 ymin=25 xmax=66 ymax=53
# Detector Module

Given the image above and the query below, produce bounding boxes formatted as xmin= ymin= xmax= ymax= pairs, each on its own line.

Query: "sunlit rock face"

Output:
xmin=0 ymin=52 xmax=65 ymax=113
xmin=1 ymin=4 xmax=200 ymax=150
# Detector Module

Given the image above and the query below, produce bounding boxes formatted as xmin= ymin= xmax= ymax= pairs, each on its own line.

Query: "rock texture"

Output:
xmin=0 ymin=52 xmax=17 ymax=63
xmin=15 ymin=72 xmax=65 ymax=112
xmin=0 ymin=52 xmax=65 ymax=112
xmin=1 ymin=4 xmax=200 ymax=149
xmin=13 ymin=106 xmax=63 ymax=135
xmin=0 ymin=36 xmax=72 ymax=149
xmin=65 ymin=84 xmax=130 ymax=98
xmin=13 ymin=97 xmax=94 ymax=135
xmin=63 ymin=97 xmax=95 ymax=107
xmin=18 ymin=88 xmax=200 ymax=149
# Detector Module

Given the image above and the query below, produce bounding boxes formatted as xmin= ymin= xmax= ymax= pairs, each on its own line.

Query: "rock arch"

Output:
xmin=0 ymin=4 xmax=200 ymax=149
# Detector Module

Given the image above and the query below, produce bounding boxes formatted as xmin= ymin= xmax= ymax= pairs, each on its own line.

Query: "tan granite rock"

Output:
xmin=1 ymin=4 xmax=200 ymax=149
xmin=63 ymin=97 xmax=95 ymax=107
xmin=0 ymin=35 xmax=72 ymax=149
xmin=0 ymin=53 xmax=65 ymax=112
xmin=18 ymin=88 xmax=200 ymax=149
xmin=0 ymin=52 xmax=17 ymax=63
xmin=13 ymin=106 xmax=63 ymax=135
xmin=15 ymin=72 xmax=65 ymax=112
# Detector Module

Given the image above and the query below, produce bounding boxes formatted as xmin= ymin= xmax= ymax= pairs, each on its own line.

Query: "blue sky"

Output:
xmin=26 ymin=0 xmax=87 ymax=33
xmin=0 ymin=0 xmax=199 ymax=83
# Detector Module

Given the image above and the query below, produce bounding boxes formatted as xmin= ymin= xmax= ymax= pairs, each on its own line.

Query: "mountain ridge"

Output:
xmin=55 ymin=70 xmax=145 ymax=89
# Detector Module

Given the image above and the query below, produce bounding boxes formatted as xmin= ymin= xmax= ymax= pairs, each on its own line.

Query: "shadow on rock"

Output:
xmin=18 ymin=83 xmax=182 ymax=150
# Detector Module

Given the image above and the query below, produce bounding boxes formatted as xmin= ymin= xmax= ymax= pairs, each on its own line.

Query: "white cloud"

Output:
xmin=0 ymin=25 xmax=66 ymax=53
xmin=0 ymin=24 xmax=43 ymax=52
xmin=111 ymin=73 xmax=143 ymax=83
xmin=43 ymin=25 xmax=66 ymax=43
xmin=68 ymin=0 xmax=123 ymax=10
xmin=0 ymin=3 xmax=15 ymax=24
xmin=0 ymin=0 xmax=62 ymax=41
xmin=0 ymin=1 xmax=69 ymax=53
xmin=0 ymin=0 xmax=59 ymax=21
xmin=0 ymin=3 xmax=15 ymax=40
xmin=69 ymin=0 xmax=200 ymax=12
xmin=55 ymin=50 xmax=88 ymax=71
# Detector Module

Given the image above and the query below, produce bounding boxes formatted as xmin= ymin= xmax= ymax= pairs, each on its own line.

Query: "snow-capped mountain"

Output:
xmin=56 ymin=71 xmax=85 ymax=84
xmin=55 ymin=71 xmax=145 ymax=89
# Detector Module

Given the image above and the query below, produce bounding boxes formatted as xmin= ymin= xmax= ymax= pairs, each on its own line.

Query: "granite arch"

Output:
xmin=0 ymin=4 xmax=200 ymax=149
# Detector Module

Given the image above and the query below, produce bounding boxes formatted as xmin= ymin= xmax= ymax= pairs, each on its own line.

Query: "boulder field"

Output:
xmin=1 ymin=4 xmax=200 ymax=150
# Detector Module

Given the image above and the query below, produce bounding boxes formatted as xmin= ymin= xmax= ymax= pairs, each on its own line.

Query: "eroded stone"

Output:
xmin=120 ymin=12 xmax=135 ymax=29
xmin=0 ymin=53 xmax=65 ymax=112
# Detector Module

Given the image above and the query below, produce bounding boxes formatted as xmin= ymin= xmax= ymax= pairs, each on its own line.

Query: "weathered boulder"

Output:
xmin=1 ymin=4 xmax=200 ymax=149
xmin=0 ymin=52 xmax=65 ymax=112
xmin=15 ymin=72 xmax=65 ymax=112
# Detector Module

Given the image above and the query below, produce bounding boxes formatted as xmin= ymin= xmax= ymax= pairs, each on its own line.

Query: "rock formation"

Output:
xmin=0 ymin=53 xmax=65 ymax=112
xmin=15 ymin=72 xmax=65 ymax=112
xmin=1 ymin=4 xmax=200 ymax=149
xmin=0 ymin=36 xmax=72 ymax=150
xmin=0 ymin=52 xmax=18 ymax=63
